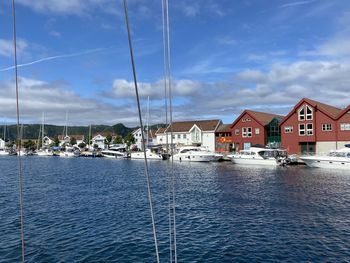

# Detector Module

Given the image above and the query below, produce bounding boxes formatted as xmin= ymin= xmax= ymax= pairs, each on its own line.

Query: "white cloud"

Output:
xmin=0 ymin=39 xmax=28 ymax=57
xmin=49 ymin=30 xmax=61 ymax=37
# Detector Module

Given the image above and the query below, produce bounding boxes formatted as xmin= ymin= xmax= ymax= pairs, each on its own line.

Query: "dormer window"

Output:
xmin=306 ymin=105 xmax=313 ymax=120
xmin=298 ymin=107 xmax=305 ymax=121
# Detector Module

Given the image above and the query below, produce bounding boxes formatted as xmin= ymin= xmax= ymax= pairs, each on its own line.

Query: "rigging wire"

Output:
xmin=11 ymin=0 xmax=25 ymax=261
xmin=164 ymin=0 xmax=177 ymax=262
xmin=122 ymin=1 xmax=160 ymax=262
xmin=161 ymin=0 xmax=173 ymax=262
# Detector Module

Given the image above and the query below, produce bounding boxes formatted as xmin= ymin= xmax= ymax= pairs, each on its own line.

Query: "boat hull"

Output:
xmin=300 ymin=156 xmax=350 ymax=170
xmin=231 ymin=156 xmax=279 ymax=166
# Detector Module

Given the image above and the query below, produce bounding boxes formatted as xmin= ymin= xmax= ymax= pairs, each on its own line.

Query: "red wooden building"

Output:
xmin=280 ymin=98 xmax=350 ymax=154
xmin=230 ymin=110 xmax=284 ymax=151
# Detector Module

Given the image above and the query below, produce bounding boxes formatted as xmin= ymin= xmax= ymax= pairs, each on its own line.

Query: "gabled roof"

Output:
xmin=230 ymin=110 xmax=284 ymax=128
xmin=155 ymin=127 xmax=166 ymax=135
xmin=280 ymin=98 xmax=342 ymax=125
xmin=165 ymin=119 xmax=221 ymax=133
xmin=215 ymin=124 xmax=232 ymax=133
xmin=336 ymin=105 xmax=350 ymax=120
xmin=58 ymin=134 xmax=85 ymax=140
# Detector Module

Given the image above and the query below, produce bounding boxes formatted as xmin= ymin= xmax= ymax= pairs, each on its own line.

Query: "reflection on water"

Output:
xmin=0 ymin=157 xmax=349 ymax=262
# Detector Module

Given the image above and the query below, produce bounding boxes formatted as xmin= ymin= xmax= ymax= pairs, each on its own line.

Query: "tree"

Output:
xmin=53 ymin=136 xmax=60 ymax=147
xmin=104 ymin=133 xmax=112 ymax=148
xmin=113 ymin=135 xmax=123 ymax=144
xmin=78 ymin=142 xmax=86 ymax=149
xmin=23 ymin=140 xmax=35 ymax=150
xmin=93 ymin=144 xmax=99 ymax=150
xmin=70 ymin=137 xmax=77 ymax=146
xmin=124 ymin=132 xmax=135 ymax=147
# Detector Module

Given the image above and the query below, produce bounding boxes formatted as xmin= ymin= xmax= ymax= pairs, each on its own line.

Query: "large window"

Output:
xmin=306 ymin=123 xmax=313 ymax=135
xmin=242 ymin=127 xmax=252 ymax=138
xmin=340 ymin=123 xmax=350 ymax=131
xmin=284 ymin=126 xmax=293 ymax=133
xmin=255 ymin=128 xmax=260 ymax=135
xmin=298 ymin=107 xmax=305 ymax=121
xmin=299 ymin=124 xmax=305 ymax=136
xmin=235 ymin=129 xmax=239 ymax=135
xmin=306 ymin=105 xmax=313 ymax=120
xmin=322 ymin=124 xmax=332 ymax=131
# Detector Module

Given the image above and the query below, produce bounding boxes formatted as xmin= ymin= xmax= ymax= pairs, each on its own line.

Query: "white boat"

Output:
xmin=228 ymin=147 xmax=287 ymax=166
xmin=300 ymin=146 xmax=350 ymax=170
xmin=36 ymin=149 xmax=53 ymax=157
xmin=101 ymin=148 xmax=127 ymax=158
xmin=130 ymin=149 xmax=162 ymax=160
xmin=0 ymin=149 xmax=8 ymax=156
xmin=172 ymin=146 xmax=221 ymax=162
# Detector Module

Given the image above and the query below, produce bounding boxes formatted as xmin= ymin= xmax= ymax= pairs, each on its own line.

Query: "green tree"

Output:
xmin=78 ymin=142 xmax=86 ymax=149
xmin=23 ymin=140 xmax=35 ymax=149
xmin=70 ymin=137 xmax=77 ymax=146
xmin=124 ymin=132 xmax=135 ymax=147
xmin=113 ymin=135 xmax=123 ymax=144
xmin=54 ymin=137 xmax=60 ymax=147
xmin=104 ymin=133 xmax=112 ymax=148
xmin=93 ymin=143 xmax=99 ymax=150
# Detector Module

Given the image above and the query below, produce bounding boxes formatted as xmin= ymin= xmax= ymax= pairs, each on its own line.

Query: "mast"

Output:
xmin=146 ymin=96 xmax=150 ymax=148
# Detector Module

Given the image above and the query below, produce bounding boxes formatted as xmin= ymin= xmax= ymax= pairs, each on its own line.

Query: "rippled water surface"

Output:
xmin=1 ymin=156 xmax=350 ymax=262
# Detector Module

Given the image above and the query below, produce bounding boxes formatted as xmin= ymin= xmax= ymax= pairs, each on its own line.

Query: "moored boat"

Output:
xmin=228 ymin=147 xmax=287 ymax=166
xmin=172 ymin=146 xmax=221 ymax=162
xmin=300 ymin=145 xmax=350 ymax=170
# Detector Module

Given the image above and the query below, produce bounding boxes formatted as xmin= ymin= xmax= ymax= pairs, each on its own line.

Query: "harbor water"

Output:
xmin=1 ymin=156 xmax=350 ymax=262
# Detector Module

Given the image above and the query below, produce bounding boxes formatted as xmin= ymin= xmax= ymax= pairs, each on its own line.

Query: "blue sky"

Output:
xmin=1 ymin=0 xmax=350 ymax=126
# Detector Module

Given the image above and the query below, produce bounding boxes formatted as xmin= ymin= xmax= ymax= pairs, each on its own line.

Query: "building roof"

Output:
xmin=230 ymin=110 xmax=284 ymax=128
xmin=336 ymin=105 xmax=350 ymax=120
xmin=165 ymin=119 xmax=221 ymax=133
xmin=215 ymin=124 xmax=232 ymax=133
xmin=155 ymin=127 xmax=166 ymax=134
xmin=280 ymin=98 xmax=343 ymax=125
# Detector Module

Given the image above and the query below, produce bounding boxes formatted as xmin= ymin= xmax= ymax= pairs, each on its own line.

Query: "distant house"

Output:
xmin=280 ymin=98 xmax=350 ymax=154
xmin=0 ymin=138 xmax=5 ymax=149
xmin=58 ymin=134 xmax=85 ymax=146
xmin=156 ymin=120 xmax=222 ymax=152
xmin=91 ymin=134 xmax=106 ymax=149
xmin=42 ymin=136 xmax=53 ymax=147
xmin=230 ymin=110 xmax=284 ymax=151
xmin=131 ymin=128 xmax=157 ymax=150
xmin=215 ymin=124 xmax=232 ymax=153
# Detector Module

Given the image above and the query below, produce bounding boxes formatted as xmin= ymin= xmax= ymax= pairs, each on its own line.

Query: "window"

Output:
xmin=298 ymin=107 xmax=305 ymax=121
xmin=306 ymin=123 xmax=313 ymax=135
xmin=172 ymin=135 xmax=175 ymax=139
xmin=242 ymin=118 xmax=251 ymax=122
xmin=242 ymin=128 xmax=247 ymax=137
xmin=183 ymin=134 xmax=187 ymax=139
xmin=299 ymin=124 xmax=305 ymax=136
xmin=235 ymin=129 xmax=239 ymax=135
xmin=255 ymin=128 xmax=260 ymax=135
xmin=322 ymin=124 xmax=332 ymax=131
xmin=245 ymin=127 xmax=252 ymax=137
xmin=160 ymin=138 xmax=163 ymax=142
xmin=284 ymin=126 xmax=293 ymax=133
xmin=306 ymin=105 xmax=313 ymax=120
xmin=340 ymin=123 xmax=350 ymax=131
xmin=177 ymin=134 xmax=181 ymax=139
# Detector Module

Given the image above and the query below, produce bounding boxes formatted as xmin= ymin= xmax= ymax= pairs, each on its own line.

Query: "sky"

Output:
xmin=0 ymin=0 xmax=350 ymax=126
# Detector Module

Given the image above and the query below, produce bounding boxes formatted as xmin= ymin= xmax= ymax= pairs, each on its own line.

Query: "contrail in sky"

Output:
xmin=0 ymin=47 xmax=108 ymax=72
xmin=280 ymin=0 xmax=315 ymax=8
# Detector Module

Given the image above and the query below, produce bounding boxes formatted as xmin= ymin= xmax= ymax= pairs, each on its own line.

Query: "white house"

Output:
xmin=0 ymin=138 xmax=5 ymax=149
xmin=132 ymin=128 xmax=157 ymax=150
xmin=91 ymin=134 xmax=106 ymax=149
xmin=58 ymin=134 xmax=85 ymax=147
xmin=156 ymin=120 xmax=222 ymax=152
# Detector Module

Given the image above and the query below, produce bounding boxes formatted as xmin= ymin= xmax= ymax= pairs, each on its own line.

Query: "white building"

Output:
xmin=58 ymin=134 xmax=85 ymax=147
xmin=132 ymin=128 xmax=157 ymax=150
xmin=0 ymin=138 xmax=5 ymax=149
xmin=42 ymin=136 xmax=53 ymax=147
xmin=156 ymin=120 xmax=222 ymax=152
xmin=91 ymin=134 xmax=106 ymax=149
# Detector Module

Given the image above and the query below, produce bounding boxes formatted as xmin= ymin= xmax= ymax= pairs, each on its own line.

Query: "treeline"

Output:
xmin=2 ymin=123 xmax=166 ymax=140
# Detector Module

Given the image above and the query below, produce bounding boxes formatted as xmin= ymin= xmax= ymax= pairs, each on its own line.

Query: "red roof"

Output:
xmin=336 ymin=105 xmax=350 ymax=120
xmin=230 ymin=110 xmax=284 ymax=128
xmin=280 ymin=98 xmax=342 ymax=125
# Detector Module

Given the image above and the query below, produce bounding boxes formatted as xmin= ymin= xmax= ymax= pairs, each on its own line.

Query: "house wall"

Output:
xmin=281 ymin=102 xmax=344 ymax=154
xmin=202 ymin=132 xmax=215 ymax=152
xmin=337 ymin=110 xmax=350 ymax=141
xmin=231 ymin=112 xmax=266 ymax=151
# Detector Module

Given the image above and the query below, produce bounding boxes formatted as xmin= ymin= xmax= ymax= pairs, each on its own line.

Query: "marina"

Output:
xmin=1 ymin=156 xmax=350 ymax=262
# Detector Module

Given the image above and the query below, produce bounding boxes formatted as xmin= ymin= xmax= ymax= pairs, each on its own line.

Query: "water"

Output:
xmin=1 ymin=156 xmax=350 ymax=262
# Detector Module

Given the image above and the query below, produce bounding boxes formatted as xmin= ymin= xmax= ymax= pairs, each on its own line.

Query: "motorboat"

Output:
xmin=36 ymin=148 xmax=53 ymax=157
xmin=228 ymin=147 xmax=287 ymax=166
xmin=59 ymin=147 xmax=78 ymax=157
xmin=300 ymin=145 xmax=350 ymax=170
xmin=101 ymin=148 xmax=127 ymax=159
xmin=130 ymin=149 xmax=163 ymax=160
xmin=172 ymin=146 xmax=222 ymax=162
xmin=0 ymin=149 xmax=8 ymax=156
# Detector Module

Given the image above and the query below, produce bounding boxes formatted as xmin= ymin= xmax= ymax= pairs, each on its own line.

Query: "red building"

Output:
xmin=280 ymin=98 xmax=350 ymax=154
xmin=215 ymin=124 xmax=232 ymax=153
xmin=230 ymin=110 xmax=284 ymax=151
